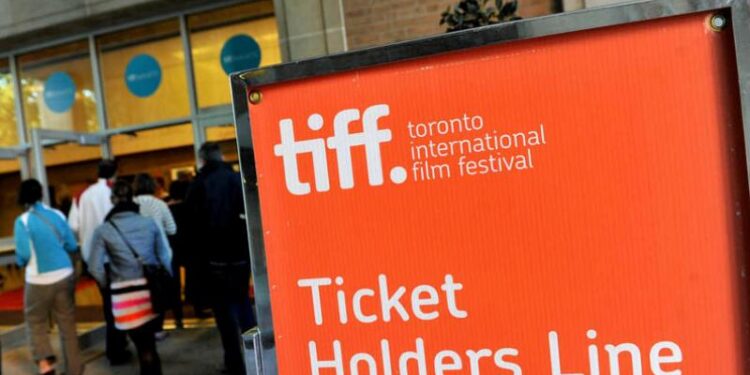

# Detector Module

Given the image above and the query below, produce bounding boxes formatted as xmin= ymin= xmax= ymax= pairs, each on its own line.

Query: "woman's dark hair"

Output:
xmin=133 ymin=173 xmax=157 ymax=196
xmin=112 ymin=179 xmax=134 ymax=202
xmin=98 ymin=159 xmax=118 ymax=179
xmin=18 ymin=179 xmax=43 ymax=206
xmin=198 ymin=142 xmax=223 ymax=163
xmin=169 ymin=180 xmax=190 ymax=201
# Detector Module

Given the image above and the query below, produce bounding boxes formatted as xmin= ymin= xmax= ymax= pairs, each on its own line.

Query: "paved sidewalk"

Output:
xmin=2 ymin=326 xmax=253 ymax=375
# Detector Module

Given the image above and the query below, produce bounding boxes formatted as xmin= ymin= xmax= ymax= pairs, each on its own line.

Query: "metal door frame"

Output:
xmin=30 ymin=129 xmax=107 ymax=205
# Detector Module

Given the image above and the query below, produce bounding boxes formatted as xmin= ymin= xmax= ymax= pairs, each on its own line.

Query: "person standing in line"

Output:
xmin=170 ymin=178 xmax=211 ymax=318
xmin=88 ymin=180 xmax=171 ymax=375
xmin=167 ymin=179 xmax=205 ymax=322
xmin=185 ymin=142 xmax=256 ymax=375
xmin=14 ymin=179 xmax=83 ymax=375
xmin=134 ymin=174 xmax=176 ymax=237
xmin=70 ymin=159 xmax=131 ymax=364
xmin=133 ymin=173 xmax=179 ymax=336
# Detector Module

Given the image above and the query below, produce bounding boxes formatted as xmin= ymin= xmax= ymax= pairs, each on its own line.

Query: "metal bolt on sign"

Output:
xmin=249 ymin=90 xmax=263 ymax=104
xmin=709 ymin=14 xmax=728 ymax=31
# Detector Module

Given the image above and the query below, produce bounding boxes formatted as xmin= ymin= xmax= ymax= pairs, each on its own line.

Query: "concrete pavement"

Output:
xmin=2 ymin=323 xmax=256 ymax=375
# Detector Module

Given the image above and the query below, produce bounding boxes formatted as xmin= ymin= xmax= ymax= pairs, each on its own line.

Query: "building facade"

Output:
xmin=0 ymin=0 xmax=626 ymax=237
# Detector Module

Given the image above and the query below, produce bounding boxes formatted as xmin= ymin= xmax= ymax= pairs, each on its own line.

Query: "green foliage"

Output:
xmin=440 ymin=0 xmax=522 ymax=32
xmin=0 ymin=74 xmax=18 ymax=146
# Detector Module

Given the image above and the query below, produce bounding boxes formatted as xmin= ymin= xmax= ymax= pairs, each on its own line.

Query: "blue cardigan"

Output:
xmin=14 ymin=203 xmax=79 ymax=273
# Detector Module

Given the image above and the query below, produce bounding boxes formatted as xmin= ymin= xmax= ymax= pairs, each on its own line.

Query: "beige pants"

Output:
xmin=24 ymin=275 xmax=83 ymax=375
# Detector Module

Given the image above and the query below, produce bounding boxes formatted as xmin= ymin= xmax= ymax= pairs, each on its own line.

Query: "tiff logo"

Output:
xmin=274 ymin=104 xmax=407 ymax=195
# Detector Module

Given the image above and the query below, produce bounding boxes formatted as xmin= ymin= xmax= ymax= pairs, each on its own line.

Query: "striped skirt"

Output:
xmin=110 ymin=278 xmax=157 ymax=331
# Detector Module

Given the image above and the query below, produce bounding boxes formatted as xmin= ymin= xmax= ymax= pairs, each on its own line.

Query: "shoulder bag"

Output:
xmin=108 ymin=219 xmax=173 ymax=313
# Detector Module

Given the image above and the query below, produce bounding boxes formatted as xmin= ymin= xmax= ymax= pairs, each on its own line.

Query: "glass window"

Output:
xmin=206 ymin=125 xmax=237 ymax=143
xmin=18 ymin=41 xmax=98 ymax=134
xmin=43 ymin=142 xmax=102 ymax=167
xmin=45 ymin=144 xmax=102 ymax=211
xmin=0 ymin=167 xmax=22 ymax=237
xmin=111 ymin=124 xmax=197 ymax=198
xmin=98 ymin=19 xmax=189 ymax=128
xmin=111 ymin=123 xmax=194 ymax=156
xmin=0 ymin=158 xmax=18 ymax=175
xmin=189 ymin=1 xmax=281 ymax=110
xmin=0 ymin=59 xmax=18 ymax=147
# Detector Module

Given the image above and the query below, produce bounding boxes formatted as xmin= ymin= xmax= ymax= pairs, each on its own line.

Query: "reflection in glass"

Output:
xmin=0 ymin=167 xmax=22 ymax=237
xmin=206 ymin=125 xmax=237 ymax=143
xmin=18 ymin=40 xmax=98 ymax=134
xmin=98 ymin=19 xmax=190 ymax=128
xmin=0 ymin=59 xmax=18 ymax=147
xmin=110 ymin=123 xmax=194 ymax=157
xmin=189 ymin=1 xmax=281 ymax=109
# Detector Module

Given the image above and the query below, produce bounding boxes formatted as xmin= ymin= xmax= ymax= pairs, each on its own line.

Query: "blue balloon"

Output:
xmin=125 ymin=54 xmax=162 ymax=98
xmin=43 ymin=72 xmax=76 ymax=113
xmin=220 ymin=34 xmax=261 ymax=75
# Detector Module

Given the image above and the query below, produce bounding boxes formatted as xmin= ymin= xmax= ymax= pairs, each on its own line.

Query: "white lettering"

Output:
xmin=350 ymin=352 xmax=377 ymax=375
xmin=549 ymin=331 xmax=584 ymax=375
xmin=605 ymin=343 xmax=643 ymax=375
xmin=411 ymin=285 xmax=439 ymax=321
xmin=379 ymin=274 xmax=409 ymax=322
xmin=441 ymin=274 xmax=468 ymax=319
xmin=309 ymin=340 xmax=343 ymax=375
xmin=650 ymin=342 xmax=682 ymax=375
xmin=353 ymin=288 xmax=377 ymax=323
xmin=466 ymin=349 xmax=492 ymax=374
xmin=297 ymin=278 xmax=332 ymax=325
xmin=494 ymin=348 xmax=522 ymax=375
xmin=398 ymin=338 xmax=427 ymax=375
xmin=434 ymin=350 xmax=462 ymax=374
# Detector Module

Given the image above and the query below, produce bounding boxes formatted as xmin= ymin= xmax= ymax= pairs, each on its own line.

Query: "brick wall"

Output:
xmin=343 ymin=0 xmax=558 ymax=50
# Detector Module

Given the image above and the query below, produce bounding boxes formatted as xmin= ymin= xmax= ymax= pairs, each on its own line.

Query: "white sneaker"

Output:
xmin=154 ymin=331 xmax=169 ymax=341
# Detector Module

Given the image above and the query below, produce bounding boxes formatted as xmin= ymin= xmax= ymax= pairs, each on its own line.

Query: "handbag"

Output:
xmin=108 ymin=219 xmax=173 ymax=314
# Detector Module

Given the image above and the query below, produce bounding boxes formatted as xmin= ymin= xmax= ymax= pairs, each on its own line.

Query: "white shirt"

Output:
xmin=71 ymin=179 xmax=113 ymax=261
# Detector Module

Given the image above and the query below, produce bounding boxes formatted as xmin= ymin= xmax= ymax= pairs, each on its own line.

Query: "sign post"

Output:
xmin=232 ymin=1 xmax=750 ymax=373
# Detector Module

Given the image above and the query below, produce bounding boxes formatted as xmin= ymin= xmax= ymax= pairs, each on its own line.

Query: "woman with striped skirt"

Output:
xmin=87 ymin=180 xmax=172 ymax=375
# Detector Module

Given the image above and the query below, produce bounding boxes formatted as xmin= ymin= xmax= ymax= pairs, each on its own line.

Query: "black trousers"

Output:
xmin=170 ymin=259 xmax=184 ymax=324
xmin=156 ymin=261 xmax=184 ymax=331
xmin=127 ymin=320 xmax=162 ymax=375
xmin=185 ymin=260 xmax=211 ymax=311
xmin=99 ymin=284 xmax=129 ymax=361
xmin=209 ymin=262 xmax=257 ymax=375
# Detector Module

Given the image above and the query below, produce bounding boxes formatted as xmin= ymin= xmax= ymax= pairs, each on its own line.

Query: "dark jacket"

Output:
xmin=167 ymin=201 xmax=189 ymax=266
xmin=88 ymin=209 xmax=172 ymax=286
xmin=185 ymin=160 xmax=250 ymax=264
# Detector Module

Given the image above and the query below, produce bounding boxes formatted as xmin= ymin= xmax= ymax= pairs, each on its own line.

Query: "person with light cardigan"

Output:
xmin=14 ymin=179 xmax=82 ymax=375
xmin=88 ymin=180 xmax=172 ymax=375
xmin=134 ymin=173 xmax=182 ymax=335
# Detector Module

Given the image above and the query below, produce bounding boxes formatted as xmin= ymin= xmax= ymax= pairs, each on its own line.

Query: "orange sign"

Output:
xmin=247 ymin=11 xmax=748 ymax=374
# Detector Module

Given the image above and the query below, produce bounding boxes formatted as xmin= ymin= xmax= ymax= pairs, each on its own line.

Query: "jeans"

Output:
xmin=209 ymin=261 xmax=257 ymax=375
xmin=24 ymin=275 xmax=83 ymax=375
xmin=127 ymin=319 xmax=162 ymax=375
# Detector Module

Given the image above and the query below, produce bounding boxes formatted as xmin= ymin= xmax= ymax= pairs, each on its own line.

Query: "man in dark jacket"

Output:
xmin=185 ymin=142 xmax=255 ymax=375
